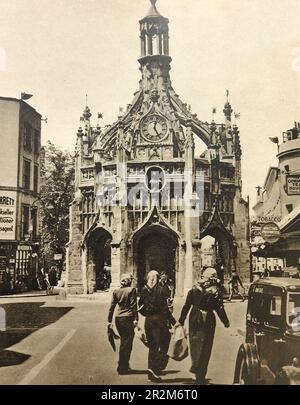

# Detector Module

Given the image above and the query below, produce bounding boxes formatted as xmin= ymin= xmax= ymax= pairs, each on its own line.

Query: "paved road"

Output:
xmin=0 ymin=295 xmax=246 ymax=385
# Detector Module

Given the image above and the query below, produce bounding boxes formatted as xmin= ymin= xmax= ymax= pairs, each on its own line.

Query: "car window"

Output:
xmin=249 ymin=285 xmax=283 ymax=328
xmin=248 ymin=285 xmax=264 ymax=324
xmin=263 ymin=293 xmax=282 ymax=328
xmin=287 ymin=292 xmax=300 ymax=328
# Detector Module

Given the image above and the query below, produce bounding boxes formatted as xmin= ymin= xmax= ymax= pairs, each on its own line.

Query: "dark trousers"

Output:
xmin=145 ymin=314 xmax=171 ymax=373
xmin=189 ymin=311 xmax=216 ymax=384
xmin=115 ymin=316 xmax=135 ymax=371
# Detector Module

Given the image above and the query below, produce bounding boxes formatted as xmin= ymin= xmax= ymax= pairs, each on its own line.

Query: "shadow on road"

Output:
xmin=0 ymin=349 xmax=30 ymax=366
xmin=0 ymin=302 xmax=73 ymax=367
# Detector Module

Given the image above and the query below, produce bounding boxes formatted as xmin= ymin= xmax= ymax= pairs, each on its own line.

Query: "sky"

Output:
xmin=1 ymin=0 xmax=300 ymax=210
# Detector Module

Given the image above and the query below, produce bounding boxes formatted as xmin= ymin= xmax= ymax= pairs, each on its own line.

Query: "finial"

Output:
xmin=212 ymin=107 xmax=217 ymax=122
xmin=146 ymin=0 xmax=160 ymax=17
xmin=223 ymin=90 xmax=233 ymax=122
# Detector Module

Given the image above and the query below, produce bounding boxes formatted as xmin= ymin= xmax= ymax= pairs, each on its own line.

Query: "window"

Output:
xmin=23 ymin=122 xmax=32 ymax=152
xmin=287 ymin=292 xmax=300 ymax=327
xmin=34 ymin=130 xmax=40 ymax=154
xmin=249 ymin=285 xmax=283 ymax=328
xmin=23 ymin=159 xmax=31 ymax=190
xmin=31 ymin=208 xmax=38 ymax=239
xmin=34 ymin=164 xmax=39 ymax=193
xmin=21 ymin=205 xmax=30 ymax=239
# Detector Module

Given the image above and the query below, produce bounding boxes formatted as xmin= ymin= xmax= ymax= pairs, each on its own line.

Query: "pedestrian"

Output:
xmin=108 ymin=273 xmax=138 ymax=375
xmin=139 ymin=270 xmax=176 ymax=382
xmin=178 ymin=267 xmax=230 ymax=385
xmin=228 ymin=270 xmax=245 ymax=301
xmin=2 ymin=268 xmax=12 ymax=295
xmin=48 ymin=266 xmax=57 ymax=294
xmin=159 ymin=271 xmax=174 ymax=314
xmin=103 ymin=262 xmax=112 ymax=290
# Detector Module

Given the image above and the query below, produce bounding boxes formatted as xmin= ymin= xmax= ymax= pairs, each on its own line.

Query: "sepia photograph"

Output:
xmin=0 ymin=0 xmax=300 ymax=394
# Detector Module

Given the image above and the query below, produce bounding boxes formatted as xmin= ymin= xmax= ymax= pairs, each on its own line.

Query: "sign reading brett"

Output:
xmin=0 ymin=191 xmax=17 ymax=240
xmin=286 ymin=175 xmax=300 ymax=195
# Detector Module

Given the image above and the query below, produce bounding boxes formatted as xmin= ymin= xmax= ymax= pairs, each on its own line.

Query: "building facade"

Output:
xmin=66 ymin=0 xmax=250 ymax=296
xmin=0 ymin=96 xmax=41 ymax=293
xmin=252 ymin=122 xmax=300 ymax=269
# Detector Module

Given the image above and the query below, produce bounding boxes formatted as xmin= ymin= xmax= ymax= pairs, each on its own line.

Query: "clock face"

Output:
xmin=141 ymin=115 xmax=168 ymax=143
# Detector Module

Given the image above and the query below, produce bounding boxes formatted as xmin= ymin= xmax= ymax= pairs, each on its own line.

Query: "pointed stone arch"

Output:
xmin=201 ymin=202 xmax=235 ymax=282
xmin=130 ymin=206 xmax=181 ymax=292
xmin=84 ymin=226 xmax=113 ymax=293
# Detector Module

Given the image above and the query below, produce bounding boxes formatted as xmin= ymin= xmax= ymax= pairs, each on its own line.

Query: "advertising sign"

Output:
xmin=286 ymin=175 xmax=300 ymax=195
xmin=261 ymin=222 xmax=280 ymax=244
xmin=0 ymin=191 xmax=17 ymax=240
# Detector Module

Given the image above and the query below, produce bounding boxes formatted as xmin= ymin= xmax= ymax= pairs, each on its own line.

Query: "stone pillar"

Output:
xmin=233 ymin=190 xmax=251 ymax=282
xmin=140 ymin=34 xmax=146 ymax=57
xmin=66 ymin=199 xmax=84 ymax=294
xmin=183 ymin=122 xmax=196 ymax=295
xmin=110 ymin=243 xmax=121 ymax=290
xmin=192 ymin=239 xmax=202 ymax=282
xmin=147 ymin=34 xmax=153 ymax=55
xmin=82 ymin=247 xmax=88 ymax=294
xmin=177 ymin=243 xmax=186 ymax=297
xmin=158 ymin=34 xmax=163 ymax=55
xmin=163 ymin=33 xmax=169 ymax=55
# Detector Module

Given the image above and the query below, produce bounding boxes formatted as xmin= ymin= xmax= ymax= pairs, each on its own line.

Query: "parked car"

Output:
xmin=234 ymin=277 xmax=300 ymax=385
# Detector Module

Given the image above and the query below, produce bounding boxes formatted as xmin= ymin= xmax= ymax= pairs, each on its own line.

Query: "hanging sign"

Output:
xmin=261 ymin=222 xmax=280 ymax=244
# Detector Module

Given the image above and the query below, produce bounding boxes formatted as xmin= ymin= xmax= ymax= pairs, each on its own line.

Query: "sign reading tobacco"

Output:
xmin=286 ymin=175 xmax=300 ymax=195
xmin=0 ymin=191 xmax=17 ymax=240
xmin=261 ymin=222 xmax=280 ymax=244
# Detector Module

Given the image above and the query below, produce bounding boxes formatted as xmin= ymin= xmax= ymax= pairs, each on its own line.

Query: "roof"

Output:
xmin=263 ymin=166 xmax=279 ymax=191
xmin=253 ymin=277 xmax=300 ymax=288
xmin=0 ymin=96 xmax=42 ymax=117
xmin=279 ymin=204 xmax=300 ymax=231
xmin=0 ymin=96 xmax=21 ymax=103
xmin=140 ymin=0 xmax=167 ymax=22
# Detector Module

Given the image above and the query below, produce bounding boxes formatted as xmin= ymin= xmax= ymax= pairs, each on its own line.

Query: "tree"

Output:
xmin=39 ymin=141 xmax=74 ymax=271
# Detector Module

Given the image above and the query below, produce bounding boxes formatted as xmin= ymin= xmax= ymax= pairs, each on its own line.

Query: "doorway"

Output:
xmin=135 ymin=228 xmax=178 ymax=291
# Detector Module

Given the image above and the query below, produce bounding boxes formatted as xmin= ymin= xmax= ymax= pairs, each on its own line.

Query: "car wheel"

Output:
xmin=233 ymin=343 xmax=260 ymax=385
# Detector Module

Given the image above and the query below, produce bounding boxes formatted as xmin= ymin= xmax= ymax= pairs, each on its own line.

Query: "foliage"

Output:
xmin=39 ymin=141 xmax=74 ymax=269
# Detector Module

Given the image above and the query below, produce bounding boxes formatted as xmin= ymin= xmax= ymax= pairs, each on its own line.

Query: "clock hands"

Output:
xmin=153 ymin=121 xmax=160 ymax=136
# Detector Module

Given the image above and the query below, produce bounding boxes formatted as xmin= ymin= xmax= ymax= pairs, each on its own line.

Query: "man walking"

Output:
xmin=108 ymin=273 xmax=138 ymax=375
xmin=139 ymin=270 xmax=176 ymax=382
xmin=228 ymin=270 xmax=245 ymax=302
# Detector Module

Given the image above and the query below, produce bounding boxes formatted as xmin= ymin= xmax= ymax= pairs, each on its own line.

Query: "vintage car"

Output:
xmin=234 ymin=277 xmax=300 ymax=385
